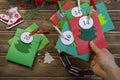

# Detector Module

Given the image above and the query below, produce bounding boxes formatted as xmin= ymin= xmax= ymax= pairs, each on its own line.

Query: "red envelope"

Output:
xmin=50 ymin=2 xmax=73 ymax=26
xmin=69 ymin=12 xmax=107 ymax=54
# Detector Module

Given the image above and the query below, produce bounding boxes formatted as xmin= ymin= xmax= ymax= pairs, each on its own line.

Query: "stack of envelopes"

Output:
xmin=50 ymin=1 xmax=115 ymax=61
xmin=6 ymin=23 xmax=49 ymax=67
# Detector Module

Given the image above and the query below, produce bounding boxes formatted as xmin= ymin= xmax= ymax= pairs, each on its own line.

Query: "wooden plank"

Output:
xmin=0 ymin=10 xmax=120 ymax=31
xmin=0 ymin=56 xmax=90 ymax=77
xmin=0 ymin=33 xmax=120 ymax=53
xmin=0 ymin=43 xmax=120 ymax=55
xmin=0 ymin=77 xmax=98 ymax=80
xmin=0 ymin=0 xmax=120 ymax=10
xmin=0 ymin=55 xmax=119 ymax=78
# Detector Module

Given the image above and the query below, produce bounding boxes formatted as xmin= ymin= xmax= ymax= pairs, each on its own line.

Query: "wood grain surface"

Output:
xmin=0 ymin=0 xmax=120 ymax=80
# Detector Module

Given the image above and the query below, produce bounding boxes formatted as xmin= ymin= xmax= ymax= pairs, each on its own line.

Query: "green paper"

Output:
xmin=58 ymin=1 xmax=63 ymax=12
xmin=15 ymin=40 xmax=32 ymax=53
xmin=6 ymin=28 xmax=42 ymax=67
xmin=96 ymin=2 xmax=115 ymax=32
xmin=55 ymin=22 xmax=91 ymax=61
xmin=8 ymin=23 xmax=49 ymax=51
xmin=87 ymin=6 xmax=93 ymax=19
xmin=79 ymin=26 xmax=97 ymax=41
xmin=98 ymin=13 xmax=107 ymax=26
xmin=58 ymin=20 xmax=67 ymax=29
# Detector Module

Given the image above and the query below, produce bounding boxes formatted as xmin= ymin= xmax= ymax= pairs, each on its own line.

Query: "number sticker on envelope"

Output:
xmin=79 ymin=16 xmax=93 ymax=29
xmin=21 ymin=32 xmax=33 ymax=44
xmin=61 ymin=31 xmax=74 ymax=45
xmin=71 ymin=7 xmax=83 ymax=17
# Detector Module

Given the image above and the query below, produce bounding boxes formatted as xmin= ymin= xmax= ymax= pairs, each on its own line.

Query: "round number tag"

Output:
xmin=79 ymin=16 xmax=93 ymax=29
xmin=56 ymin=10 xmax=66 ymax=20
xmin=61 ymin=31 xmax=74 ymax=45
xmin=71 ymin=7 xmax=82 ymax=17
xmin=21 ymin=32 xmax=33 ymax=43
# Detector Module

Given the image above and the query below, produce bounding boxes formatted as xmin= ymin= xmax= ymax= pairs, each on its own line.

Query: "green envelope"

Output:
xmin=96 ymin=2 xmax=115 ymax=32
xmin=6 ymin=28 xmax=42 ymax=67
xmin=8 ymin=23 xmax=49 ymax=51
xmin=55 ymin=22 xmax=91 ymax=61
xmin=65 ymin=2 xmax=115 ymax=32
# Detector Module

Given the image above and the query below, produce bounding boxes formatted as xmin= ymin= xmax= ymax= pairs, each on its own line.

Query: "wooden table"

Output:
xmin=0 ymin=0 xmax=120 ymax=80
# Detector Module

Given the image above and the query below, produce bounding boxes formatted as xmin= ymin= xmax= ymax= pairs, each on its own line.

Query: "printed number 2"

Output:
xmin=24 ymin=35 xmax=30 ymax=40
xmin=74 ymin=10 xmax=81 ymax=16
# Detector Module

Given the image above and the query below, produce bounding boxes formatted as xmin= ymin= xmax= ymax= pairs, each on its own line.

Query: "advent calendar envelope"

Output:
xmin=55 ymin=22 xmax=90 ymax=61
xmin=96 ymin=2 xmax=115 ymax=32
xmin=69 ymin=12 xmax=107 ymax=54
xmin=50 ymin=2 xmax=73 ymax=26
xmin=8 ymin=23 xmax=49 ymax=51
xmin=6 ymin=28 xmax=42 ymax=67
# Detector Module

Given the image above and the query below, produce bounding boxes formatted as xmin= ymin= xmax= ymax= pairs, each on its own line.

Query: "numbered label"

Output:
xmin=21 ymin=32 xmax=33 ymax=43
xmin=61 ymin=31 xmax=74 ymax=45
xmin=56 ymin=10 xmax=66 ymax=20
xmin=79 ymin=16 xmax=93 ymax=29
xmin=71 ymin=7 xmax=83 ymax=17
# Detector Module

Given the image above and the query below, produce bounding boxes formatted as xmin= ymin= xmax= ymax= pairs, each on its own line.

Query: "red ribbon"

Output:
xmin=37 ymin=30 xmax=50 ymax=34
xmin=29 ymin=28 xmax=40 ymax=36
xmin=34 ymin=0 xmax=45 ymax=7
xmin=17 ymin=0 xmax=26 ymax=8
xmin=17 ymin=0 xmax=58 ymax=8
xmin=90 ymin=0 xmax=97 ymax=10
xmin=29 ymin=27 xmax=50 ymax=36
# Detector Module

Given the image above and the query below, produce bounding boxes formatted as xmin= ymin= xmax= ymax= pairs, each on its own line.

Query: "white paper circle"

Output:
xmin=71 ymin=7 xmax=83 ymax=17
xmin=79 ymin=16 xmax=93 ymax=29
xmin=21 ymin=32 xmax=33 ymax=43
xmin=61 ymin=31 xmax=74 ymax=45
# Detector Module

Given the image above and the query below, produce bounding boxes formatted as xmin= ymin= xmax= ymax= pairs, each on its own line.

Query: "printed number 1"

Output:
xmin=64 ymin=34 xmax=71 ymax=41
xmin=83 ymin=20 xmax=90 ymax=26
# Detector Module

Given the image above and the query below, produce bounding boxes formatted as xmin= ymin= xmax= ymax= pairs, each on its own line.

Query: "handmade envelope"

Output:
xmin=96 ymin=2 xmax=115 ymax=32
xmin=65 ymin=2 xmax=115 ymax=32
xmin=6 ymin=28 xmax=42 ymax=67
xmin=8 ymin=23 xmax=49 ymax=51
xmin=55 ymin=22 xmax=91 ymax=61
xmin=69 ymin=12 xmax=107 ymax=54
xmin=50 ymin=2 xmax=73 ymax=26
